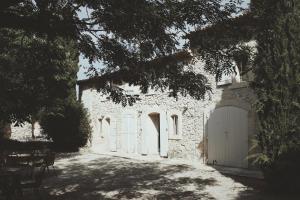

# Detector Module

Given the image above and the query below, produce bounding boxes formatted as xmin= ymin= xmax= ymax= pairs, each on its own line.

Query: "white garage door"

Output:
xmin=207 ymin=106 xmax=248 ymax=168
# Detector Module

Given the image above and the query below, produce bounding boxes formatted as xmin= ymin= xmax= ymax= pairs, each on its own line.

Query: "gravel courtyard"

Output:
xmin=31 ymin=153 xmax=297 ymax=200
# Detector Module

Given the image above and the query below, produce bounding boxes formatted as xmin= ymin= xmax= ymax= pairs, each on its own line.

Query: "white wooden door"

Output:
xmin=207 ymin=106 xmax=248 ymax=168
xmin=120 ymin=113 xmax=138 ymax=153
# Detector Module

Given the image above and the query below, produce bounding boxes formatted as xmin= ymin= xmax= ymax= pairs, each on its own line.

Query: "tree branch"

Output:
xmin=0 ymin=0 xmax=24 ymax=10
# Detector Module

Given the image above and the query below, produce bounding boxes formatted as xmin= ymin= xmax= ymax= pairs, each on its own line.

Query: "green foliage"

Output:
xmin=0 ymin=0 xmax=243 ymax=104
xmin=40 ymin=100 xmax=91 ymax=152
xmin=187 ymin=13 xmax=257 ymax=81
xmin=0 ymin=29 xmax=79 ymax=124
xmin=251 ymin=0 xmax=300 ymax=191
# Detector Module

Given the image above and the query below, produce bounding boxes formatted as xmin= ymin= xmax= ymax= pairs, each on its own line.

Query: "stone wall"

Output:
xmin=79 ymin=61 xmax=257 ymax=164
xmin=10 ymin=122 xmax=43 ymax=141
xmin=80 ymin=61 xmax=223 ymax=161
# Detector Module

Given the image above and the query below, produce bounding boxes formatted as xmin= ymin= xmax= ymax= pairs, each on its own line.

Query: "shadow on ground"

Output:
xmin=219 ymin=173 xmax=299 ymax=200
xmin=39 ymin=154 xmax=216 ymax=200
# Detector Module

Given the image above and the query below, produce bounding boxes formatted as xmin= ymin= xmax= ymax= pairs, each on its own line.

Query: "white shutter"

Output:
xmin=109 ymin=119 xmax=117 ymax=152
xmin=159 ymin=112 xmax=168 ymax=157
xmin=140 ymin=113 xmax=148 ymax=155
xmin=127 ymin=114 xmax=138 ymax=153
xmin=120 ymin=113 xmax=138 ymax=153
xmin=120 ymin=115 xmax=128 ymax=153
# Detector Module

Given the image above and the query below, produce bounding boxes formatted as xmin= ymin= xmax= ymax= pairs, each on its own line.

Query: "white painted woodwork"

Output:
xmin=120 ymin=113 xmax=138 ymax=153
xmin=102 ymin=118 xmax=111 ymax=151
xmin=140 ymin=113 xmax=148 ymax=155
xmin=207 ymin=106 xmax=248 ymax=168
xmin=109 ymin=118 xmax=117 ymax=152
xmin=120 ymin=115 xmax=128 ymax=153
xmin=159 ymin=112 xmax=168 ymax=157
xmin=128 ymin=114 xmax=138 ymax=153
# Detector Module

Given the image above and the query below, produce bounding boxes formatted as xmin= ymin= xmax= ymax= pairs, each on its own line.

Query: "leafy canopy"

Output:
xmin=1 ymin=0 xmax=243 ymax=97
xmin=0 ymin=29 xmax=79 ymax=124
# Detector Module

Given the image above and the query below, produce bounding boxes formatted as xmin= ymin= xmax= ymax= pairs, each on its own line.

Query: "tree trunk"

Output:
xmin=31 ymin=119 xmax=35 ymax=139
xmin=0 ymin=122 xmax=12 ymax=139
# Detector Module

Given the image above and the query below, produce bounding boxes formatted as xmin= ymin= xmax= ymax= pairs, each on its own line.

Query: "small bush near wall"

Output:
xmin=40 ymin=100 xmax=91 ymax=152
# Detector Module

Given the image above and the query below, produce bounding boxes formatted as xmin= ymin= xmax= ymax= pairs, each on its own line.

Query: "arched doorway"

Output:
xmin=207 ymin=106 xmax=248 ymax=168
xmin=99 ymin=117 xmax=111 ymax=151
xmin=147 ymin=113 xmax=160 ymax=155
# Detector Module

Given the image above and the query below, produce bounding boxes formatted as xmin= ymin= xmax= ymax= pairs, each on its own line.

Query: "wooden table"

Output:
xmin=6 ymin=153 xmax=46 ymax=167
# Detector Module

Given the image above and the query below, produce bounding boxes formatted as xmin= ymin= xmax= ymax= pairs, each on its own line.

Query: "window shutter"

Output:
xmin=109 ymin=118 xmax=117 ymax=152
xmin=140 ymin=113 xmax=148 ymax=155
xmin=160 ymin=112 xmax=168 ymax=157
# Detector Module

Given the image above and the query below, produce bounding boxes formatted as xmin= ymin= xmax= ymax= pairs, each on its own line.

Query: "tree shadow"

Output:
xmin=36 ymin=154 xmax=217 ymax=200
xmin=218 ymin=173 xmax=300 ymax=200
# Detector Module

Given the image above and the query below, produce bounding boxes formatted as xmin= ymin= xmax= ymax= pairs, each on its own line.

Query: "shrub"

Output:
xmin=251 ymin=0 xmax=300 ymax=193
xmin=262 ymin=149 xmax=300 ymax=192
xmin=40 ymin=100 xmax=91 ymax=152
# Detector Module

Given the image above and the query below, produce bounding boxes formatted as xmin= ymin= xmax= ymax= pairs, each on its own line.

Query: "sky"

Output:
xmin=76 ymin=0 xmax=251 ymax=81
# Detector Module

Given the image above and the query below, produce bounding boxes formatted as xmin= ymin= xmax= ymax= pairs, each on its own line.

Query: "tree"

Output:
xmin=186 ymin=12 xmax=258 ymax=80
xmin=184 ymin=0 xmax=300 ymax=191
xmin=40 ymin=99 xmax=91 ymax=151
xmin=250 ymin=0 xmax=300 ymax=191
xmin=0 ymin=0 xmax=243 ymax=108
xmin=0 ymin=28 xmax=79 ymax=124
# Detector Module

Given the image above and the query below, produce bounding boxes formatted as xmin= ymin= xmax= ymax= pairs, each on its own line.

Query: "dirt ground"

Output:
xmin=14 ymin=153 xmax=300 ymax=200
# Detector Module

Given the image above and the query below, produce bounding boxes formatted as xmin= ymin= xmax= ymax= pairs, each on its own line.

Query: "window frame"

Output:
xmin=168 ymin=110 xmax=182 ymax=140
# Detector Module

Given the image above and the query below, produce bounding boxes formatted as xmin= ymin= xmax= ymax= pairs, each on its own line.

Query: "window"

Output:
xmin=98 ymin=119 xmax=103 ymax=137
xmin=217 ymin=65 xmax=241 ymax=86
xmin=99 ymin=117 xmax=110 ymax=138
xmin=216 ymin=72 xmax=233 ymax=86
xmin=171 ymin=115 xmax=178 ymax=136
xmin=168 ymin=111 xmax=182 ymax=140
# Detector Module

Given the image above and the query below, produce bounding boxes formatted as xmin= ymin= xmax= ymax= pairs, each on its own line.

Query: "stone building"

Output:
xmin=10 ymin=122 xmax=42 ymax=141
xmin=77 ymin=60 xmax=257 ymax=169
